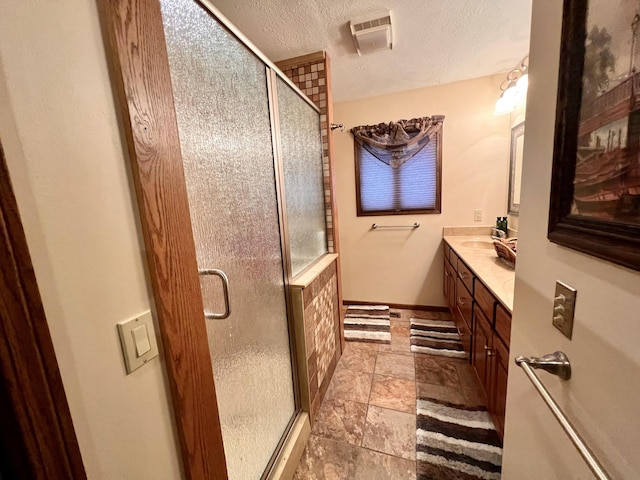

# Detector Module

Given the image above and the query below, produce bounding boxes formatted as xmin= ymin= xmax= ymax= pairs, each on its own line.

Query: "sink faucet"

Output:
xmin=491 ymin=227 xmax=507 ymax=240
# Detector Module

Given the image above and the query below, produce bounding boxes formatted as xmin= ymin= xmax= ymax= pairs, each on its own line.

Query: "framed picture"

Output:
xmin=509 ymin=121 xmax=525 ymax=215
xmin=549 ymin=0 xmax=640 ymax=271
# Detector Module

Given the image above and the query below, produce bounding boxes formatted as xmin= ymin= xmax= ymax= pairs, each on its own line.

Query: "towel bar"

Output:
xmin=515 ymin=352 xmax=610 ymax=480
xmin=371 ymin=222 xmax=420 ymax=230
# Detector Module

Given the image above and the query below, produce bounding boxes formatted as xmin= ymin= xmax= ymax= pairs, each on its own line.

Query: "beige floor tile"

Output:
xmin=293 ymin=435 xmax=358 ymax=479
xmin=325 ymin=366 xmax=373 ymax=403
xmin=362 ymin=405 xmax=416 ymax=460
xmin=343 ymin=340 xmax=380 ymax=353
xmin=369 ymin=375 xmax=416 ymax=414
xmin=374 ymin=353 xmax=415 ymax=380
xmin=390 ymin=320 xmax=411 ymax=337
xmin=378 ymin=336 xmax=412 ymax=356
xmin=311 ymin=397 xmax=368 ymax=446
xmin=353 ymin=447 xmax=416 ymax=480
xmin=339 ymin=343 xmax=378 ymax=373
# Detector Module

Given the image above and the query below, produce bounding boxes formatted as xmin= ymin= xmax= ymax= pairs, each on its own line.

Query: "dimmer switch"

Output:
xmin=552 ymin=281 xmax=576 ymax=339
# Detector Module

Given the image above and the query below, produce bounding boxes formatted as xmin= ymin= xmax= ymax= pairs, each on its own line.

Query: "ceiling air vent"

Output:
xmin=350 ymin=11 xmax=393 ymax=56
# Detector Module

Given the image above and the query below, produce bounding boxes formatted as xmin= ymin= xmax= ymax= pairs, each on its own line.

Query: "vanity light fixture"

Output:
xmin=495 ymin=55 xmax=529 ymax=115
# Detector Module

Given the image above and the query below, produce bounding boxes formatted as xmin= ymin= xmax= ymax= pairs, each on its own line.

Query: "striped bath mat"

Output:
xmin=417 ymin=397 xmax=502 ymax=480
xmin=410 ymin=318 xmax=466 ymax=358
xmin=344 ymin=305 xmax=391 ymax=344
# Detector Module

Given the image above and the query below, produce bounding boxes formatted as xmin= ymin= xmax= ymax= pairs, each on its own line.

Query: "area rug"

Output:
xmin=417 ymin=396 xmax=503 ymax=480
xmin=343 ymin=305 xmax=391 ymax=344
xmin=410 ymin=318 xmax=466 ymax=358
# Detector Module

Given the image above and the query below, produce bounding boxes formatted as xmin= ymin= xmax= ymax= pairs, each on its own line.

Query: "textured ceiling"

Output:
xmin=210 ymin=0 xmax=532 ymax=102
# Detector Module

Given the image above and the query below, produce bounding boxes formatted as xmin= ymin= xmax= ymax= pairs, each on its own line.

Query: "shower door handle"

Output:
xmin=198 ymin=269 xmax=231 ymax=320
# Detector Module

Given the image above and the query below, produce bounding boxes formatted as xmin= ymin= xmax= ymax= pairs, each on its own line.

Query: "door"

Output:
xmin=99 ymin=1 xmax=301 ymax=478
xmin=501 ymin=1 xmax=640 ymax=478
xmin=158 ymin=1 xmax=296 ymax=478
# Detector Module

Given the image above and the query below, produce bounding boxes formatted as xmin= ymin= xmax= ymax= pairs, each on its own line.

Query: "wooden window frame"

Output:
xmin=354 ymin=130 xmax=443 ymax=217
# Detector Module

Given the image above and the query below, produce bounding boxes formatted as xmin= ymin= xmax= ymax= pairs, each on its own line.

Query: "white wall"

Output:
xmin=334 ymin=75 xmax=511 ymax=306
xmin=0 ymin=2 xmax=183 ymax=478
xmin=503 ymin=0 xmax=640 ymax=477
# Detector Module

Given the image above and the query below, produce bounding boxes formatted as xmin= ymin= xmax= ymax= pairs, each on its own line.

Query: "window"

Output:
xmin=353 ymin=117 xmax=443 ymax=216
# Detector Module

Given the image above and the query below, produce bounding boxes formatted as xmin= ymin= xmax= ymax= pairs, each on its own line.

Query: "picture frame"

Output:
xmin=508 ymin=121 xmax=524 ymax=216
xmin=548 ymin=0 xmax=640 ymax=271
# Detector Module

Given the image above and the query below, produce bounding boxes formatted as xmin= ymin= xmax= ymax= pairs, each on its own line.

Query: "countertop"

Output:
xmin=443 ymin=235 xmax=515 ymax=313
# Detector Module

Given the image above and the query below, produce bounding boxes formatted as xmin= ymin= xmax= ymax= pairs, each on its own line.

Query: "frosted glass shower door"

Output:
xmin=276 ymin=77 xmax=328 ymax=276
xmin=159 ymin=1 xmax=296 ymax=479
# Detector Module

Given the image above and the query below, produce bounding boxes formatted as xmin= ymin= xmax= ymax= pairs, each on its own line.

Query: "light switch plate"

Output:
xmin=552 ymin=281 xmax=576 ymax=340
xmin=117 ymin=311 xmax=159 ymax=374
xmin=474 ymin=209 xmax=483 ymax=222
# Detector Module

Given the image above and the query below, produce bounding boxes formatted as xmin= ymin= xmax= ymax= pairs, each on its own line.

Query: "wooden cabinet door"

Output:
xmin=472 ymin=304 xmax=492 ymax=395
xmin=457 ymin=313 xmax=471 ymax=361
xmin=490 ymin=334 xmax=509 ymax=437
xmin=447 ymin=263 xmax=456 ymax=310
xmin=443 ymin=258 xmax=450 ymax=300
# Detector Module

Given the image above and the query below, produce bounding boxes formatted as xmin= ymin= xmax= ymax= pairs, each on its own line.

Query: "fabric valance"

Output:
xmin=350 ymin=115 xmax=444 ymax=168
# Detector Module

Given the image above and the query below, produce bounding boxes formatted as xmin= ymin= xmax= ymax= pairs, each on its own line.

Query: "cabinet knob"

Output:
xmin=485 ymin=345 xmax=495 ymax=357
xmin=458 ymin=297 xmax=466 ymax=305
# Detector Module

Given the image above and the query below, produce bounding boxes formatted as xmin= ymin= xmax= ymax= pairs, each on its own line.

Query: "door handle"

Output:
xmin=198 ymin=269 xmax=231 ymax=320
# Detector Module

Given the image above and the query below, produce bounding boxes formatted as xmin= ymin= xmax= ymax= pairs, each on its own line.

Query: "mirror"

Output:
xmin=509 ymin=121 xmax=525 ymax=215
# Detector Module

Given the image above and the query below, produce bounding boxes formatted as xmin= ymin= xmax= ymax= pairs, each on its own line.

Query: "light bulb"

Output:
xmin=495 ymin=91 xmax=516 ymax=115
xmin=515 ymin=73 xmax=529 ymax=102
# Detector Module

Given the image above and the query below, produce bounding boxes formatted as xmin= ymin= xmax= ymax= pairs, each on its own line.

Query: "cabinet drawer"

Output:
xmin=474 ymin=280 xmax=496 ymax=322
xmin=449 ymin=249 xmax=459 ymax=272
xmin=455 ymin=277 xmax=473 ymax=331
xmin=444 ymin=243 xmax=451 ymax=261
xmin=457 ymin=259 xmax=474 ymax=293
xmin=495 ymin=303 xmax=512 ymax=345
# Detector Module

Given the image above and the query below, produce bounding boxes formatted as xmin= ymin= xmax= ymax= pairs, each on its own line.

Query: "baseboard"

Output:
xmin=343 ymin=300 xmax=448 ymax=312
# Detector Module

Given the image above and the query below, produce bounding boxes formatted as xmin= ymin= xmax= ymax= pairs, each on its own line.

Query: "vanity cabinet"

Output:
xmin=444 ymin=248 xmax=471 ymax=358
xmin=455 ymin=277 xmax=473 ymax=356
xmin=442 ymin=242 xmax=512 ymax=438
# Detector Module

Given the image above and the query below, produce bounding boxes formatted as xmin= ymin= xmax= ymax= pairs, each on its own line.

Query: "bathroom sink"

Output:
xmin=460 ymin=240 xmax=494 ymax=249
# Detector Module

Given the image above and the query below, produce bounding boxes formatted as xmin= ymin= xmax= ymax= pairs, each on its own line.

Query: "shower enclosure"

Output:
xmin=100 ymin=0 xmax=329 ymax=477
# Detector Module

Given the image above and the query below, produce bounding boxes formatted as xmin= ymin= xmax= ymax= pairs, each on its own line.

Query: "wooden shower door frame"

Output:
xmin=98 ymin=1 xmax=228 ymax=478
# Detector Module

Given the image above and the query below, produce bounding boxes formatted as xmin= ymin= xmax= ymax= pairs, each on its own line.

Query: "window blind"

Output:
xmin=359 ymin=139 xmax=438 ymax=213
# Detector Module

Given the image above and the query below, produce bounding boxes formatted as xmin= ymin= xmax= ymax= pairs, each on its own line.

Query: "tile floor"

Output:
xmin=293 ymin=308 xmax=488 ymax=480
